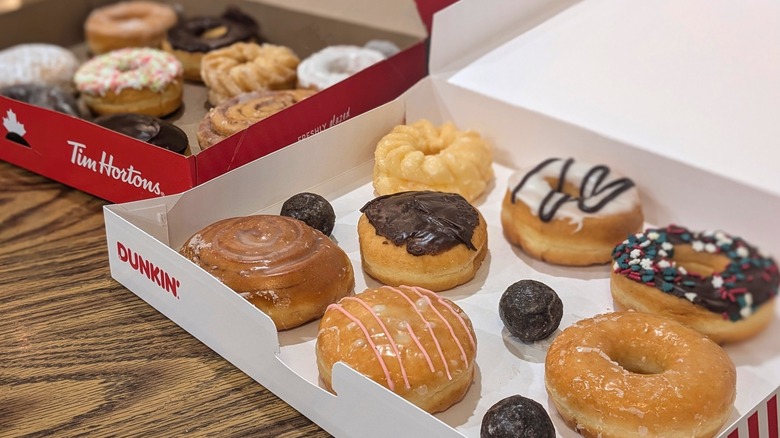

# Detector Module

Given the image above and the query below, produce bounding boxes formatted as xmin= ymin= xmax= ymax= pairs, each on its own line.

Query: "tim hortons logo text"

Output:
xmin=68 ymin=141 xmax=162 ymax=195
xmin=117 ymin=242 xmax=180 ymax=299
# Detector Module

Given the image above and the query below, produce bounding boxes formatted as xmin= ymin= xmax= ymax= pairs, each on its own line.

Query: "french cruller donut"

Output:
xmin=545 ymin=311 xmax=736 ymax=438
xmin=501 ymin=157 xmax=643 ymax=266
xmin=611 ymin=224 xmax=779 ymax=343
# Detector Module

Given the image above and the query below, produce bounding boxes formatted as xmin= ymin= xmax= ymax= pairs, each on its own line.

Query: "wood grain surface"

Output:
xmin=0 ymin=161 xmax=331 ymax=437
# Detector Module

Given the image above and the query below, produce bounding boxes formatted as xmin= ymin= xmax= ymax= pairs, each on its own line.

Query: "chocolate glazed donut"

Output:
xmin=93 ymin=113 xmax=189 ymax=154
xmin=0 ymin=84 xmax=83 ymax=118
xmin=164 ymin=7 xmax=259 ymax=81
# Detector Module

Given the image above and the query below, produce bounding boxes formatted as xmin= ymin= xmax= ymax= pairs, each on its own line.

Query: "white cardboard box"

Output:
xmin=105 ymin=0 xmax=780 ymax=436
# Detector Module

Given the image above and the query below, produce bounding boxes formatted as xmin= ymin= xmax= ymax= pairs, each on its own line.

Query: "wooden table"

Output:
xmin=0 ymin=161 xmax=330 ymax=437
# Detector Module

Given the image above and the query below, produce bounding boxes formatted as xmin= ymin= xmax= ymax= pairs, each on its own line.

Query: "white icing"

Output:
xmin=297 ymin=45 xmax=385 ymax=90
xmin=507 ymin=159 xmax=640 ymax=232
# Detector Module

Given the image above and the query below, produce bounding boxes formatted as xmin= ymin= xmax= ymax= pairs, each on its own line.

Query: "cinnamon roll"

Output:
xmin=179 ymin=215 xmax=355 ymax=330
xmin=196 ymin=89 xmax=315 ymax=149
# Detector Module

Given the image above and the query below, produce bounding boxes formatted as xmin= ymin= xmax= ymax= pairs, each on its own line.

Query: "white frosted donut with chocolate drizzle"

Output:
xmin=501 ymin=158 xmax=643 ymax=266
xmin=316 ymin=285 xmax=477 ymax=413
xmin=180 ymin=215 xmax=354 ymax=330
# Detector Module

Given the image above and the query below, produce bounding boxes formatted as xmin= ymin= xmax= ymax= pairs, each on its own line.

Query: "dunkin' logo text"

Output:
xmin=68 ymin=141 xmax=162 ymax=195
xmin=117 ymin=242 xmax=180 ymax=298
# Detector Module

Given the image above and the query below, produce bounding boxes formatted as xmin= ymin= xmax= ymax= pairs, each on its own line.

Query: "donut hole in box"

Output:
xmin=672 ymin=245 xmax=731 ymax=277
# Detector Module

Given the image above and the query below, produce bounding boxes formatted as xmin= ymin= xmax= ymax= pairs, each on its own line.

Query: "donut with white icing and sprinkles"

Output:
xmin=610 ymin=225 xmax=779 ymax=343
xmin=74 ymin=48 xmax=183 ymax=117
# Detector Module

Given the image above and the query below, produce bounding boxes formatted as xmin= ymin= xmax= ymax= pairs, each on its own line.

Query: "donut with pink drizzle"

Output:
xmin=610 ymin=224 xmax=779 ymax=343
xmin=316 ymin=285 xmax=477 ymax=413
xmin=74 ymin=47 xmax=183 ymax=117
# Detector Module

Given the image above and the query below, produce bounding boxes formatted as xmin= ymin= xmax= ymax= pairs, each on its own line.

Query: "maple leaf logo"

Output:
xmin=3 ymin=109 xmax=26 ymax=137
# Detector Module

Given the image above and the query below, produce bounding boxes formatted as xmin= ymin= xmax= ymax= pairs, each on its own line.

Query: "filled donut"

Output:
xmin=316 ymin=285 xmax=477 ymax=413
xmin=0 ymin=44 xmax=79 ymax=88
xmin=545 ymin=311 xmax=736 ymax=438
xmin=501 ymin=157 xmax=643 ymax=266
xmin=373 ymin=119 xmax=494 ymax=203
xmin=611 ymin=224 xmax=779 ymax=343
xmin=358 ymin=191 xmax=488 ymax=292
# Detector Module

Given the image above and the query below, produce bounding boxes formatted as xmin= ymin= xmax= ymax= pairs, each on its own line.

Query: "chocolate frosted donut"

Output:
xmin=0 ymin=84 xmax=83 ymax=118
xmin=167 ymin=7 xmax=258 ymax=52
xmin=357 ymin=191 xmax=488 ymax=291
xmin=93 ymin=113 xmax=188 ymax=154
xmin=481 ymin=395 xmax=555 ymax=438
xmin=499 ymin=280 xmax=563 ymax=343
xmin=163 ymin=7 xmax=259 ymax=81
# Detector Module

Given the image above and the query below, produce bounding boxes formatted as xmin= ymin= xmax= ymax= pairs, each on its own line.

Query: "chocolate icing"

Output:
xmin=612 ymin=225 xmax=780 ymax=321
xmin=94 ymin=113 xmax=188 ymax=154
xmin=0 ymin=83 xmax=82 ymax=118
xmin=481 ymin=395 xmax=555 ymax=438
xmin=499 ymin=280 xmax=563 ymax=343
xmin=167 ymin=7 xmax=259 ymax=52
xmin=280 ymin=192 xmax=336 ymax=236
xmin=360 ymin=191 xmax=479 ymax=256
xmin=511 ymin=157 xmax=635 ymax=222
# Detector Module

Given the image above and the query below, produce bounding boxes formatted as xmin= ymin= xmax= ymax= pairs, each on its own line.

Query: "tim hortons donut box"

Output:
xmin=0 ymin=0 xmax=457 ymax=203
xmin=104 ymin=0 xmax=780 ymax=437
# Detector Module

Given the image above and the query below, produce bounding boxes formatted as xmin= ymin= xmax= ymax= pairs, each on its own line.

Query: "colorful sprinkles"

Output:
xmin=612 ymin=225 xmax=779 ymax=321
xmin=74 ymin=48 xmax=182 ymax=96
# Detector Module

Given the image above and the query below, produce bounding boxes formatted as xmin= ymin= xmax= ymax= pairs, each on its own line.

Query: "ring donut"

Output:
xmin=163 ymin=7 xmax=258 ymax=81
xmin=84 ymin=1 xmax=178 ymax=55
xmin=297 ymin=45 xmax=385 ymax=91
xmin=610 ymin=224 xmax=779 ymax=343
xmin=372 ymin=119 xmax=494 ymax=203
xmin=501 ymin=157 xmax=644 ymax=266
xmin=74 ymin=48 xmax=183 ymax=117
xmin=545 ymin=311 xmax=736 ymax=438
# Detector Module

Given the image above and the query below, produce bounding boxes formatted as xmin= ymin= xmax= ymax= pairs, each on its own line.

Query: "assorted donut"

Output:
xmin=5 ymin=2 xmax=778 ymax=435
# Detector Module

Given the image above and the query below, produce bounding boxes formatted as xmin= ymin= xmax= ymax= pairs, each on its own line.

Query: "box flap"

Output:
xmin=436 ymin=0 xmax=780 ymax=197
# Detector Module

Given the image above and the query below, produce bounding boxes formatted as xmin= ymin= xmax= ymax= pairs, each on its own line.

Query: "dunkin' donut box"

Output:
xmin=0 ymin=0 xmax=455 ymax=203
xmin=104 ymin=0 xmax=780 ymax=436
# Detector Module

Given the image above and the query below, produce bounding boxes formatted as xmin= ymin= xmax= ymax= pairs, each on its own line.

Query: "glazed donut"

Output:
xmin=501 ymin=157 xmax=643 ymax=266
xmin=196 ymin=89 xmax=315 ymax=149
xmin=0 ymin=44 xmax=79 ymax=88
xmin=373 ymin=119 xmax=494 ymax=203
xmin=316 ymin=285 xmax=477 ymax=413
xmin=162 ymin=7 xmax=258 ymax=81
xmin=358 ymin=191 xmax=488 ymax=292
xmin=611 ymin=225 xmax=779 ymax=343
xmin=94 ymin=113 xmax=188 ymax=154
xmin=179 ymin=215 xmax=354 ymax=330
xmin=84 ymin=1 xmax=178 ymax=55
xmin=201 ymin=42 xmax=300 ymax=106
xmin=545 ymin=311 xmax=736 ymax=438
xmin=0 ymin=84 xmax=83 ymax=118
xmin=74 ymin=48 xmax=183 ymax=117
xmin=297 ymin=45 xmax=385 ymax=91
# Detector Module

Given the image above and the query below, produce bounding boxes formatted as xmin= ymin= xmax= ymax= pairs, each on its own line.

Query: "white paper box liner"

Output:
xmin=106 ymin=0 xmax=780 ymax=436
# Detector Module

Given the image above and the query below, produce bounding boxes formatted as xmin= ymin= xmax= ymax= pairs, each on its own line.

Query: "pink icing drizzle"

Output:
xmin=408 ymin=287 xmax=469 ymax=365
xmin=342 ymin=296 xmax=411 ymax=390
xmin=328 ymin=303 xmax=395 ymax=391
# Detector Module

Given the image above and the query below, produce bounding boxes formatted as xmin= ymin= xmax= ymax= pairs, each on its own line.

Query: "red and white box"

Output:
xmin=0 ymin=0 xmax=450 ymax=203
xmin=105 ymin=0 xmax=780 ymax=436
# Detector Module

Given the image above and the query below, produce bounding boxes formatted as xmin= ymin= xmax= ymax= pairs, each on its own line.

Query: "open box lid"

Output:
xmin=430 ymin=0 xmax=780 ymax=199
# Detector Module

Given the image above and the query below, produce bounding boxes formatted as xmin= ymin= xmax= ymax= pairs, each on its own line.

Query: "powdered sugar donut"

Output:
xmin=297 ymin=45 xmax=385 ymax=91
xmin=74 ymin=48 xmax=183 ymax=117
xmin=0 ymin=44 xmax=79 ymax=88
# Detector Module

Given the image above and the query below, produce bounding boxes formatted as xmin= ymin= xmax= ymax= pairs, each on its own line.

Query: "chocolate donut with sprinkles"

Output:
xmin=610 ymin=224 xmax=779 ymax=343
